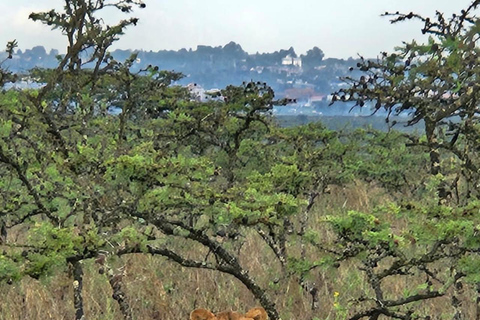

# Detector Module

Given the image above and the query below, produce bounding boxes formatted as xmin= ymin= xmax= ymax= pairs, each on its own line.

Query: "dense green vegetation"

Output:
xmin=2 ymin=1 xmax=480 ymax=320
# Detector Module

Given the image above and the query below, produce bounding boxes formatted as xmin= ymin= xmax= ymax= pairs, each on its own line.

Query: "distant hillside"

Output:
xmin=1 ymin=42 xmax=363 ymax=108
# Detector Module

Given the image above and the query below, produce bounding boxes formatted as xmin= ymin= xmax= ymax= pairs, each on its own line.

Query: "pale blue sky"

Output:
xmin=0 ymin=0 xmax=474 ymax=58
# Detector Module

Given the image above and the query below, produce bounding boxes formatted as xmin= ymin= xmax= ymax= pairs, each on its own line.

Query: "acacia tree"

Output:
xmin=0 ymin=1 xmax=332 ymax=319
xmin=324 ymin=1 xmax=480 ymax=319
xmin=0 ymin=1 xmax=153 ymax=318
xmin=332 ymin=0 xmax=480 ymax=202
xmin=0 ymin=10 xmax=364 ymax=316
xmin=8 ymin=1 xmax=480 ymax=320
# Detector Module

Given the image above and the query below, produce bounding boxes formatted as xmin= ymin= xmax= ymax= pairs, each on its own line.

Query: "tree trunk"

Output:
xmin=73 ymin=261 xmax=85 ymax=320
xmin=153 ymin=218 xmax=281 ymax=320
xmin=425 ymin=118 xmax=449 ymax=202
xmin=299 ymin=191 xmax=320 ymax=311
xmin=475 ymin=283 xmax=480 ymax=320
xmin=425 ymin=118 xmax=440 ymax=176
xmin=108 ymin=271 xmax=133 ymax=320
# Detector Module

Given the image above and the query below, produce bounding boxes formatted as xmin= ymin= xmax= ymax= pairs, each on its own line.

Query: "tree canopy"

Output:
xmin=3 ymin=1 xmax=480 ymax=320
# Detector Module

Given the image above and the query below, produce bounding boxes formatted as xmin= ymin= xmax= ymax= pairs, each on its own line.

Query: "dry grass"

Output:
xmin=0 ymin=182 xmax=476 ymax=320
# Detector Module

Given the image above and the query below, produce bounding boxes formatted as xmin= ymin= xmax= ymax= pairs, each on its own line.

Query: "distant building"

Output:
xmin=186 ymin=83 xmax=223 ymax=102
xmin=187 ymin=83 xmax=206 ymax=101
xmin=281 ymin=54 xmax=302 ymax=67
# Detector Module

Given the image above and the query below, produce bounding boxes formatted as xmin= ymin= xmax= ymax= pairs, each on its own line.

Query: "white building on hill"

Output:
xmin=282 ymin=54 xmax=302 ymax=67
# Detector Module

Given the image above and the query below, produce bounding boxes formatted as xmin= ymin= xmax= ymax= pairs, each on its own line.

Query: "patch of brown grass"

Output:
xmin=0 ymin=182 xmax=476 ymax=319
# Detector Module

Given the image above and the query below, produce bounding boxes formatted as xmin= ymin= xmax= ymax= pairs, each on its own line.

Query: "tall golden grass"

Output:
xmin=0 ymin=181 xmax=476 ymax=319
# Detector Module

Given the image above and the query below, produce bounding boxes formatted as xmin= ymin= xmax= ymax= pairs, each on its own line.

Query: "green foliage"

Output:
xmin=326 ymin=210 xmax=394 ymax=248
xmin=4 ymin=1 xmax=480 ymax=319
xmin=112 ymin=227 xmax=149 ymax=252
xmin=0 ymin=254 xmax=21 ymax=283
xmin=333 ymin=4 xmax=480 ymax=200
xmin=458 ymin=255 xmax=480 ymax=283
xmin=346 ymin=128 xmax=429 ymax=191
xmin=287 ymin=256 xmax=335 ymax=275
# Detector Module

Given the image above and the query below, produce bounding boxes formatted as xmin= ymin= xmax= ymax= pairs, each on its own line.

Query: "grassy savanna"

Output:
xmin=2 ymin=1 xmax=480 ymax=320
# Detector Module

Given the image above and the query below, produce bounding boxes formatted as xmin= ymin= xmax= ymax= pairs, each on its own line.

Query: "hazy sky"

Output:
xmin=0 ymin=0 xmax=474 ymax=58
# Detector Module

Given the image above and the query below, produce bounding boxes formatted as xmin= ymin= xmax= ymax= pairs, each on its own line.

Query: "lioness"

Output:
xmin=190 ymin=307 xmax=267 ymax=320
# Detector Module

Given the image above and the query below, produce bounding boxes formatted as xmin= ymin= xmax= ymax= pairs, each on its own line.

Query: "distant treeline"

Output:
xmin=2 ymin=42 xmax=362 ymax=96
